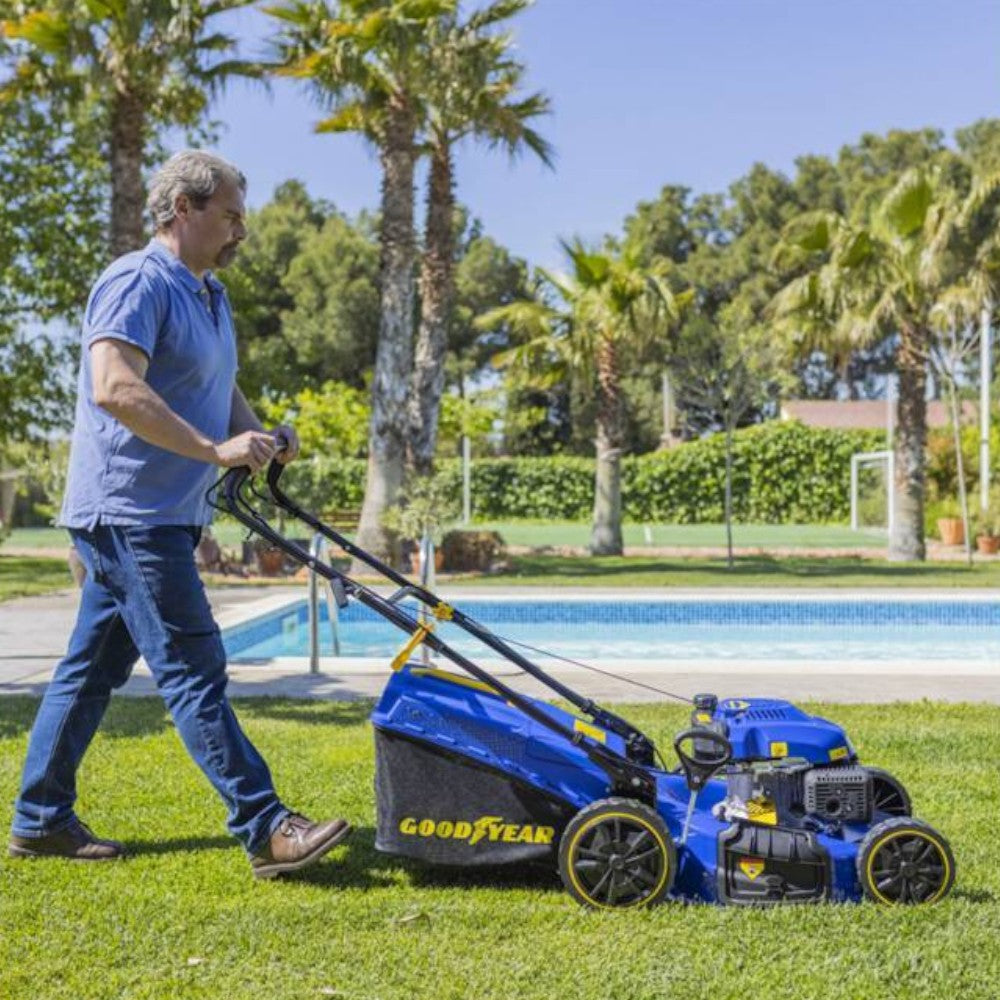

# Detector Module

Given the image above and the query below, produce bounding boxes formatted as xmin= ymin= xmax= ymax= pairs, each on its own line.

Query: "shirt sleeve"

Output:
xmin=83 ymin=264 xmax=168 ymax=359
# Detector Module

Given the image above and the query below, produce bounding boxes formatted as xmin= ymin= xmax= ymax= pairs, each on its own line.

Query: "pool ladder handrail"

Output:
xmin=307 ymin=531 xmax=435 ymax=672
xmin=308 ymin=532 xmax=341 ymax=672
xmin=416 ymin=530 xmax=436 ymax=666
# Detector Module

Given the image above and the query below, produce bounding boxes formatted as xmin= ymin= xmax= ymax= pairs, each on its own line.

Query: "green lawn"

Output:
xmin=7 ymin=520 xmax=889 ymax=552
xmin=4 ymin=550 xmax=997 ymax=604
xmin=0 ymin=698 xmax=996 ymax=999
xmin=483 ymin=554 xmax=1000 ymax=588
xmin=0 ymin=555 xmax=73 ymax=602
xmin=473 ymin=520 xmax=889 ymax=550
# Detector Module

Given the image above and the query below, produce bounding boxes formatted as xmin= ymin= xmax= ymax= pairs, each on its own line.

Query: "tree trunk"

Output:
xmin=407 ymin=141 xmax=455 ymax=476
xmin=354 ymin=102 xmax=417 ymax=567
xmin=590 ymin=338 xmax=625 ymax=556
xmin=945 ymin=372 xmax=972 ymax=566
xmin=890 ymin=329 xmax=928 ymax=562
xmin=724 ymin=419 xmax=735 ymax=568
xmin=109 ymin=89 xmax=146 ymax=258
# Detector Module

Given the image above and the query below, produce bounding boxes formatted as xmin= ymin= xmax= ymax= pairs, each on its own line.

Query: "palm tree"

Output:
xmin=1 ymin=0 xmax=256 ymax=257
xmin=479 ymin=241 xmax=689 ymax=555
xmin=267 ymin=0 xmax=453 ymax=563
xmin=406 ymin=0 xmax=552 ymax=475
xmin=771 ymin=166 xmax=1000 ymax=562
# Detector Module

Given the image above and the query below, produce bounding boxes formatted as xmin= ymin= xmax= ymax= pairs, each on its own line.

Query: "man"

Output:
xmin=8 ymin=150 xmax=351 ymax=878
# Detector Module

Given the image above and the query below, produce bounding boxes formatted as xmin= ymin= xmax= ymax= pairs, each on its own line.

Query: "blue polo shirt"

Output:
xmin=60 ymin=239 xmax=238 ymax=529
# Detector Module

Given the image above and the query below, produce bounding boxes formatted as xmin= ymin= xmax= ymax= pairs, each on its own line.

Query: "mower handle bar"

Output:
xmin=208 ymin=461 xmax=659 ymax=805
xmin=263 ymin=456 xmax=658 ymax=764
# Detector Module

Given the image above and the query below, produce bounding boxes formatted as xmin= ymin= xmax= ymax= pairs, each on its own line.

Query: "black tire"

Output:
xmin=558 ymin=797 xmax=676 ymax=910
xmin=866 ymin=766 xmax=912 ymax=817
xmin=857 ymin=817 xmax=955 ymax=905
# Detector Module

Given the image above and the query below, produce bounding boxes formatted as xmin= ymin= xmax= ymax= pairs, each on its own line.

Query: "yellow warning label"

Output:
xmin=770 ymin=741 xmax=788 ymax=758
xmin=739 ymin=857 xmax=765 ymax=881
xmin=573 ymin=719 xmax=607 ymax=743
xmin=829 ymin=745 xmax=849 ymax=762
xmin=746 ymin=798 xmax=778 ymax=826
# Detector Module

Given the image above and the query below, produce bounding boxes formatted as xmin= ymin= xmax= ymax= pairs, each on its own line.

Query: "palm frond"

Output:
xmin=467 ymin=0 xmax=531 ymax=32
xmin=2 ymin=10 xmax=72 ymax=54
xmin=475 ymin=299 xmax=558 ymax=339
xmin=877 ymin=167 xmax=933 ymax=240
xmin=314 ymin=101 xmax=374 ymax=132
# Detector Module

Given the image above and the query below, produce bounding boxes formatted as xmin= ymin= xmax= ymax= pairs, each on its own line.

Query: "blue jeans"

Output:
xmin=11 ymin=525 xmax=288 ymax=853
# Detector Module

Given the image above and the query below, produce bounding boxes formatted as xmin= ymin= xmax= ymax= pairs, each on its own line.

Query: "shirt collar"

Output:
xmin=147 ymin=239 xmax=225 ymax=295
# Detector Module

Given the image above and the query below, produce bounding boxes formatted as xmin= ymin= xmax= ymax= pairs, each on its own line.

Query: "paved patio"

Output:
xmin=1 ymin=584 xmax=997 ymax=703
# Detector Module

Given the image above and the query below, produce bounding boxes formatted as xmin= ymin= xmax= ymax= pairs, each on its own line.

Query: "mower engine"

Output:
xmin=691 ymin=693 xmax=911 ymax=831
xmin=714 ymin=760 xmax=873 ymax=830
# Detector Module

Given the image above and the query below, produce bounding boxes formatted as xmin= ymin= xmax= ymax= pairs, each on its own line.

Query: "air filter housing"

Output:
xmin=803 ymin=766 xmax=872 ymax=823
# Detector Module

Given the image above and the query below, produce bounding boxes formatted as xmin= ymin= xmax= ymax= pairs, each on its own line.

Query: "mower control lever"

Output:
xmin=673 ymin=728 xmax=732 ymax=794
xmin=675 ymin=728 xmax=732 ymax=846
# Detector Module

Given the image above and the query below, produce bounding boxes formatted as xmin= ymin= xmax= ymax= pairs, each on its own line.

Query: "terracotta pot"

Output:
xmin=937 ymin=518 xmax=965 ymax=546
xmin=976 ymin=534 xmax=1000 ymax=555
xmin=257 ymin=547 xmax=285 ymax=576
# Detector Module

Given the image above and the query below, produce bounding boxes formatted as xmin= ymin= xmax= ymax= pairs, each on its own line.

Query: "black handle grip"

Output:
xmin=267 ymin=457 xmax=285 ymax=491
xmin=265 ymin=432 xmax=290 ymax=489
xmin=673 ymin=727 xmax=732 ymax=793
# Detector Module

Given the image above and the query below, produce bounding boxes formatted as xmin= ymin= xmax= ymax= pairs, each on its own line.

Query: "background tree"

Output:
xmin=407 ymin=0 xmax=552 ymax=474
xmin=770 ymin=166 xmax=988 ymax=561
xmin=260 ymin=380 xmax=370 ymax=458
xmin=268 ymin=0 xmax=453 ymax=563
xmin=481 ymin=241 xmax=688 ymax=554
xmin=224 ymin=179 xmax=331 ymax=397
xmin=0 ymin=90 xmax=105 ymax=453
xmin=225 ymin=180 xmax=381 ymax=401
xmin=1 ymin=0 xmax=256 ymax=256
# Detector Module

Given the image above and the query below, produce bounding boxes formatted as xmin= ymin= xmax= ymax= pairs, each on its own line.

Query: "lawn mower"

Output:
xmin=209 ymin=459 xmax=956 ymax=909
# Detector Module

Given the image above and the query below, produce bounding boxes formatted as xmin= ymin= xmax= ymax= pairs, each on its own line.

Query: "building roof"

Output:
xmin=780 ymin=399 xmax=977 ymax=430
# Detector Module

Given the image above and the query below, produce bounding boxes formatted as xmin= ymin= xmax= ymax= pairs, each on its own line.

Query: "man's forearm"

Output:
xmin=229 ymin=386 xmax=265 ymax=435
xmin=99 ymin=379 xmax=218 ymax=464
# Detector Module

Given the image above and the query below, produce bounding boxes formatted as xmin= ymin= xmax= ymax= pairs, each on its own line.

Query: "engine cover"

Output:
xmin=803 ymin=766 xmax=872 ymax=823
xmin=699 ymin=697 xmax=856 ymax=765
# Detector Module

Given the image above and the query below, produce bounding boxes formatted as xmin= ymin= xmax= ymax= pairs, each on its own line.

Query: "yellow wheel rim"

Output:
xmin=565 ymin=811 xmax=671 ymax=910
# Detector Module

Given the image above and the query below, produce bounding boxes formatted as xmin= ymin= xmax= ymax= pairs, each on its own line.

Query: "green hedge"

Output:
xmin=622 ymin=422 xmax=885 ymax=524
xmin=268 ymin=422 xmax=884 ymax=525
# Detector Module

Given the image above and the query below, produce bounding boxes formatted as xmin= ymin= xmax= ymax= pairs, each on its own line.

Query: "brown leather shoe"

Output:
xmin=250 ymin=813 xmax=351 ymax=879
xmin=8 ymin=818 xmax=125 ymax=861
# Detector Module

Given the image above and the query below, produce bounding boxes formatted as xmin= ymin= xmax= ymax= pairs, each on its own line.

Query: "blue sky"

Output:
xmin=210 ymin=0 xmax=1000 ymax=269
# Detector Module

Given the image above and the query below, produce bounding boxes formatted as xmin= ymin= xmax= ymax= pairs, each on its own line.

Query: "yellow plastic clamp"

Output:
xmin=391 ymin=623 xmax=434 ymax=671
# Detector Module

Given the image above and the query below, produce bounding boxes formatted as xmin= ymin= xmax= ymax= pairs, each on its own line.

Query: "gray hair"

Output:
xmin=147 ymin=150 xmax=247 ymax=230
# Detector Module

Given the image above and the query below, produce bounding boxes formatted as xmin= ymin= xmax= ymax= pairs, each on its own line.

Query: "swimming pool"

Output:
xmin=223 ymin=596 xmax=1000 ymax=664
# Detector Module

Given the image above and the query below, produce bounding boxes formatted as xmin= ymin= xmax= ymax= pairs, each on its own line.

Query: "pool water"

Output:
xmin=223 ymin=598 xmax=1000 ymax=663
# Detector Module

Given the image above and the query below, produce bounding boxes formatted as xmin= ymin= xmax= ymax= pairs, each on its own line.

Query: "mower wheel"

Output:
xmin=866 ymin=767 xmax=912 ymax=817
xmin=558 ymin=797 xmax=675 ymax=910
xmin=857 ymin=817 xmax=955 ymax=905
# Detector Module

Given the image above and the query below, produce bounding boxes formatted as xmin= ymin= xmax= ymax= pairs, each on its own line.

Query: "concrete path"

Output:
xmin=1 ymin=584 xmax=996 ymax=703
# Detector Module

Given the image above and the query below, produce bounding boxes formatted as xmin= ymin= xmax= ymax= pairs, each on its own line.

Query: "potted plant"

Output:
xmin=382 ymin=474 xmax=460 ymax=574
xmin=972 ymin=488 xmax=1000 ymax=556
xmin=935 ymin=500 xmax=965 ymax=547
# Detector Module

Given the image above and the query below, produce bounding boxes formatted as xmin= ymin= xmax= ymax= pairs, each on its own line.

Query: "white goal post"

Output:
xmin=850 ymin=450 xmax=895 ymax=534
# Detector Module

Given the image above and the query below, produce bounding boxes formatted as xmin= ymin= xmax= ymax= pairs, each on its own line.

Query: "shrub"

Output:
xmin=215 ymin=422 xmax=887 ymax=527
xmin=454 ymin=422 xmax=884 ymax=524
